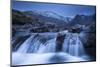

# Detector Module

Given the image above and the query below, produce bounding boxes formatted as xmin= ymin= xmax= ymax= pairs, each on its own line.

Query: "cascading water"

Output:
xmin=17 ymin=35 xmax=35 ymax=53
xmin=37 ymin=38 xmax=56 ymax=53
xmin=62 ymin=33 xmax=85 ymax=57
xmin=15 ymin=33 xmax=57 ymax=53
xmin=12 ymin=31 xmax=88 ymax=65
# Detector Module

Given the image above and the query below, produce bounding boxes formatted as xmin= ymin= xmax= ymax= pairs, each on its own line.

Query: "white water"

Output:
xmin=63 ymin=33 xmax=85 ymax=56
xmin=12 ymin=52 xmax=86 ymax=65
xmin=37 ymin=38 xmax=56 ymax=53
xmin=12 ymin=32 xmax=89 ymax=65
xmin=17 ymin=35 xmax=35 ymax=53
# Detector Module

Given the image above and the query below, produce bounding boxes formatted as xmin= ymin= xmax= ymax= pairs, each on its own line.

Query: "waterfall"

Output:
xmin=37 ymin=38 xmax=56 ymax=53
xmin=14 ymin=32 xmax=85 ymax=56
xmin=12 ymin=32 xmax=88 ymax=65
xmin=17 ymin=35 xmax=35 ymax=53
xmin=62 ymin=33 xmax=85 ymax=57
xmin=15 ymin=33 xmax=57 ymax=53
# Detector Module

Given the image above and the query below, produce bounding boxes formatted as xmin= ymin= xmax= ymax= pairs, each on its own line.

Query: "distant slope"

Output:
xmin=70 ymin=13 xmax=96 ymax=26
xmin=12 ymin=9 xmax=35 ymax=25
xmin=12 ymin=9 xmax=68 ymax=28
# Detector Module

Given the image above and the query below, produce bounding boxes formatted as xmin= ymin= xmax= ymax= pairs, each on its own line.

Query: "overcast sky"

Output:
xmin=12 ymin=1 xmax=96 ymax=17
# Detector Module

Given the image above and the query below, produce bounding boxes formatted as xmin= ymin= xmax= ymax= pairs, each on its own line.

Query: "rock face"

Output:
xmin=56 ymin=32 xmax=66 ymax=52
xmin=85 ymin=23 xmax=96 ymax=60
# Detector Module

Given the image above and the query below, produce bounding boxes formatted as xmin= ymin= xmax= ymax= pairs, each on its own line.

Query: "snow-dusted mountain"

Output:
xmin=23 ymin=10 xmax=71 ymax=23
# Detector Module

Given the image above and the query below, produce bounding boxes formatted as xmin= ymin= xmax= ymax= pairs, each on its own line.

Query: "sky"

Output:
xmin=12 ymin=1 xmax=96 ymax=18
